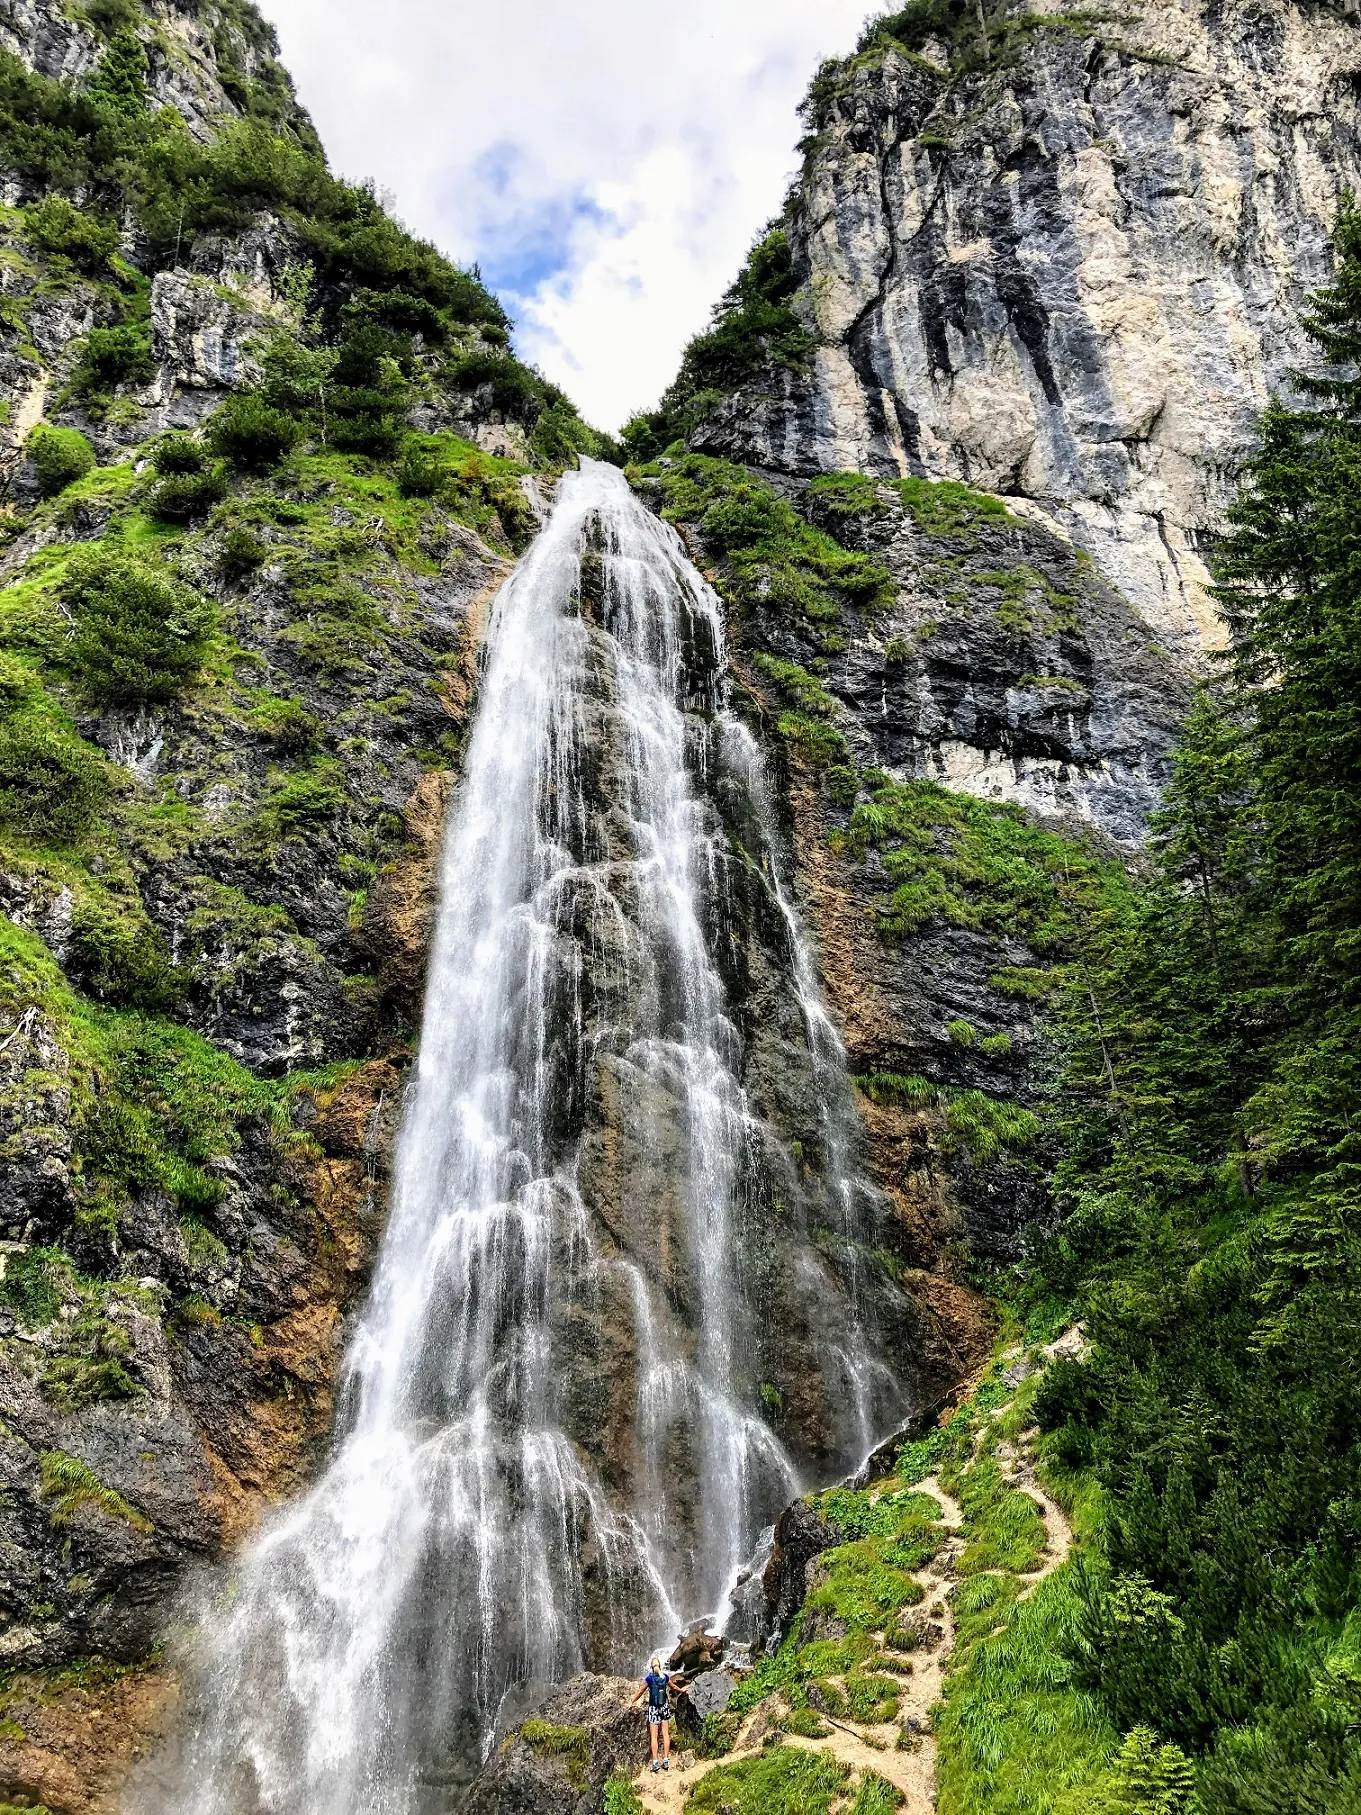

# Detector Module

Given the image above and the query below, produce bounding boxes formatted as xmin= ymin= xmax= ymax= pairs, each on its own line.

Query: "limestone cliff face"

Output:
xmin=0 ymin=0 xmax=279 ymax=142
xmin=697 ymin=0 xmax=1361 ymax=658
xmin=634 ymin=2 xmax=1361 ymax=1293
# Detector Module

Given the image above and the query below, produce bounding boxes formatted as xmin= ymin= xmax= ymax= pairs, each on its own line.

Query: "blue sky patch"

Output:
xmin=461 ymin=142 xmax=610 ymax=305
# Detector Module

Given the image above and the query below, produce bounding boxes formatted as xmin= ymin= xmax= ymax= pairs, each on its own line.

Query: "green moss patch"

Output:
xmin=519 ymin=1718 xmax=589 ymax=1789
xmin=894 ymin=476 xmax=1012 ymax=539
xmin=834 ymin=772 xmax=1108 ymax=948
xmin=634 ymin=454 xmax=892 ymax=640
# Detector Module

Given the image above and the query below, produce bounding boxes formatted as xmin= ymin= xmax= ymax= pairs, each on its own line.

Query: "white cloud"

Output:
xmin=260 ymin=0 xmax=878 ymax=429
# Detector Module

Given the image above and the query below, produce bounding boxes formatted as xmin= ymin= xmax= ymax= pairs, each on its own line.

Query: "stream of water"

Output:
xmin=168 ymin=461 xmax=905 ymax=1814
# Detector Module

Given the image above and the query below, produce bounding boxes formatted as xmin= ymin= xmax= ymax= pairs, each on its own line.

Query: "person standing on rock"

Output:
xmin=631 ymin=1654 xmax=674 ymax=1771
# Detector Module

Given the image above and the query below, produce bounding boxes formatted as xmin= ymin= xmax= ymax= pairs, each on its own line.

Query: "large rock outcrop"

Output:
xmin=697 ymin=0 xmax=1361 ymax=656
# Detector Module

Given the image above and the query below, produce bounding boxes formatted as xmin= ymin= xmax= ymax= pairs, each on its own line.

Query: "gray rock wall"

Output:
xmin=0 ymin=0 xmax=286 ymax=146
xmin=697 ymin=0 xmax=1361 ymax=656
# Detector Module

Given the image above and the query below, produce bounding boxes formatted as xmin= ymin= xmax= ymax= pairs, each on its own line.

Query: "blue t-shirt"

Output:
xmin=645 ymin=1670 xmax=670 ymax=1709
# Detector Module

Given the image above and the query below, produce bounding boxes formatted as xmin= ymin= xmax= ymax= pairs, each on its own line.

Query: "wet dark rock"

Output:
xmin=760 ymin=1497 xmax=843 ymax=1638
xmin=118 ymin=1191 xmax=191 ymax=1289
xmin=463 ymin=1675 xmax=649 ymax=1815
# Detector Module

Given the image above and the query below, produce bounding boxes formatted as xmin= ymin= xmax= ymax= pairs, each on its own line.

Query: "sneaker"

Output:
xmin=663 ymin=1759 xmax=671 ymax=1771
xmin=650 ymin=1759 xmax=661 ymax=1772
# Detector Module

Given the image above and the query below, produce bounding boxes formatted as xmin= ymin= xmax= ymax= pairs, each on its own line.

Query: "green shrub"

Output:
xmin=218 ymin=524 xmax=268 ymax=579
xmin=443 ymin=349 xmax=541 ymax=420
xmin=61 ymin=546 xmax=215 ymax=703
xmin=827 ymin=763 xmax=859 ymax=804
xmin=780 ymin=1705 xmax=831 ymax=1737
xmin=152 ymin=432 xmax=209 ymax=475
xmin=777 ymin=711 xmax=848 ymax=769
xmin=1032 ymin=1357 xmax=1104 ymax=1434
xmin=1076 ymin=1725 xmax=1201 ymax=1814
xmin=148 ymin=467 xmax=228 ymax=523
xmin=170 ymin=1293 xmax=221 ymax=1331
xmin=72 ymin=1015 xmax=267 ymax=1226
xmin=0 ymin=651 xmax=40 ymax=705
xmin=329 ymin=402 xmax=402 ymax=458
xmin=27 ymin=424 xmax=95 ymax=495
xmin=68 ymin=894 xmax=183 ymax=1009
xmin=809 ymin=1486 xmax=943 ymax=1541
xmin=530 ymin=401 xmax=598 ymax=469
xmin=86 ymin=25 xmax=148 ymax=116
xmin=81 ymin=0 xmax=141 ymax=34
xmin=396 ymin=442 xmax=448 ymax=497
xmin=843 ymin=1673 xmax=901 ymax=1723
xmin=0 ymin=712 xmax=107 ymax=841
xmin=208 ymin=392 xmax=303 ymax=469
xmin=72 ymin=324 xmax=154 ymax=397
xmin=267 ymin=762 xmax=345 ymax=829
xmin=23 ymin=195 xmax=118 ymax=270
xmin=602 ymin=1776 xmax=644 ymax=1815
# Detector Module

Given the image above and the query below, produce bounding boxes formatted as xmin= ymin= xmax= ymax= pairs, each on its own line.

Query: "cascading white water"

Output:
xmin=168 ymin=461 xmax=906 ymax=1815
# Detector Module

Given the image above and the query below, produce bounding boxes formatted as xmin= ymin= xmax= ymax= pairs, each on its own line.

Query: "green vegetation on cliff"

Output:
xmin=836 ymin=771 xmax=1108 ymax=946
xmin=0 ymin=0 xmax=615 ymax=1671
xmin=621 ymin=229 xmax=811 ymax=460
xmin=0 ymin=0 xmax=612 ymax=1257
xmin=0 ymin=3 xmax=609 ymax=463
xmin=657 ymin=192 xmax=1361 ymax=1815
xmin=989 ymin=202 xmax=1361 ymax=1813
xmin=628 ymin=452 xmax=891 ymax=797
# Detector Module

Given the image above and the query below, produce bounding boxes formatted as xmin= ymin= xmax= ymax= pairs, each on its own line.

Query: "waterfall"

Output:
xmin=167 ymin=461 xmax=909 ymax=1814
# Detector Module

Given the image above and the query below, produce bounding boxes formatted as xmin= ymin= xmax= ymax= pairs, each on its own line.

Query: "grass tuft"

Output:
xmin=38 ymin=1450 xmax=153 ymax=1536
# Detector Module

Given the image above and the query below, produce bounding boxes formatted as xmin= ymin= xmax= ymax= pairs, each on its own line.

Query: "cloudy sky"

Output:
xmin=261 ymin=0 xmax=878 ymax=431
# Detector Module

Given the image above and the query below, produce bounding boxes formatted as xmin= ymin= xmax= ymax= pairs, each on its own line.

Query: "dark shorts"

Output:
xmin=648 ymin=1707 xmax=671 ymax=1725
